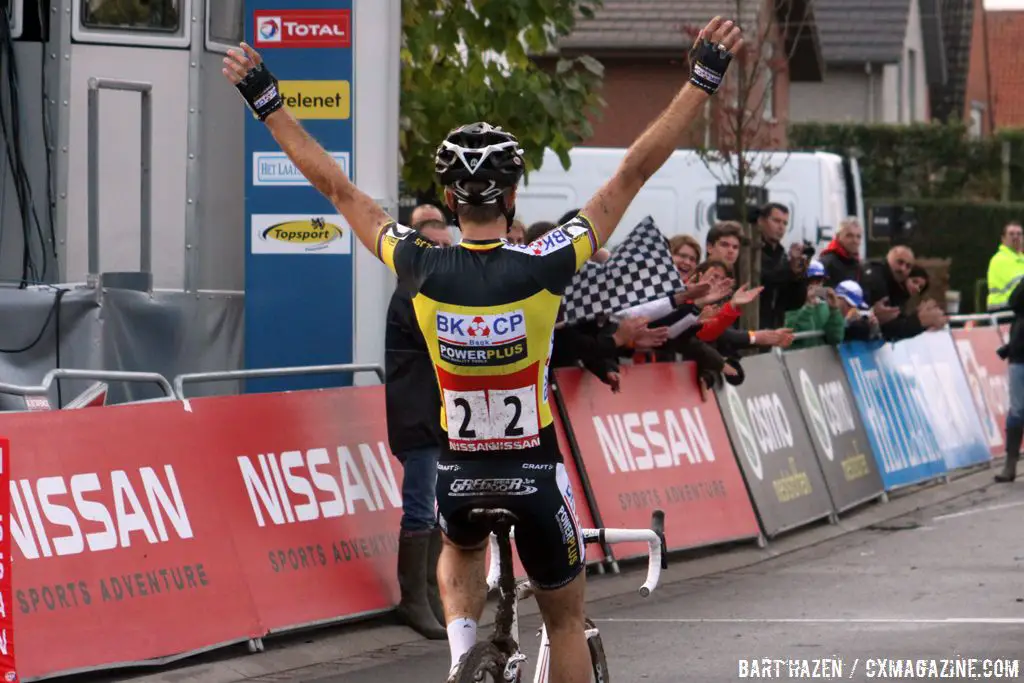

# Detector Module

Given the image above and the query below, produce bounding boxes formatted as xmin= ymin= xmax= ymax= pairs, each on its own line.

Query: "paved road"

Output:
xmin=228 ymin=481 xmax=1024 ymax=682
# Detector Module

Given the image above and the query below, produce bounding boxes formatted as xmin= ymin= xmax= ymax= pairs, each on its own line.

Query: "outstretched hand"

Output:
xmin=694 ymin=278 xmax=734 ymax=307
xmin=731 ymin=284 xmax=764 ymax=307
xmin=222 ymin=42 xmax=263 ymax=84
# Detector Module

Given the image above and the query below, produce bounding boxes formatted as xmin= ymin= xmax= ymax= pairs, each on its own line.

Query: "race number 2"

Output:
xmin=444 ymin=386 xmax=540 ymax=452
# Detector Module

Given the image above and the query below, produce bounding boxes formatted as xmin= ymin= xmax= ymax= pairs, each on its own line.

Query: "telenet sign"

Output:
xmin=278 ymin=80 xmax=351 ymax=120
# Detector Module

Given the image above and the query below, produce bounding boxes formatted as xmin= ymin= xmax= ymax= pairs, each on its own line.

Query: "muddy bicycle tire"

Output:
xmin=450 ymin=642 xmax=507 ymax=683
xmin=586 ymin=617 xmax=611 ymax=683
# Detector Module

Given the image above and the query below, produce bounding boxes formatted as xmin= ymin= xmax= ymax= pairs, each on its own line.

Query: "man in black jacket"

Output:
xmin=757 ymin=202 xmax=805 ymax=329
xmin=386 ymin=204 xmax=452 ymax=639
xmin=996 ymin=278 xmax=1024 ymax=482
xmin=861 ymin=245 xmax=944 ymax=340
xmin=819 ymin=217 xmax=863 ymax=287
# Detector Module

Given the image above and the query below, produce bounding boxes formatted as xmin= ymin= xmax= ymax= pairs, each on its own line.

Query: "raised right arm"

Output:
xmin=581 ymin=17 xmax=743 ymax=247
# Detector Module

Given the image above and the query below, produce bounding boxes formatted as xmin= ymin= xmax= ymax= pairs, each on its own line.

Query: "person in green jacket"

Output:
xmin=784 ymin=260 xmax=845 ymax=349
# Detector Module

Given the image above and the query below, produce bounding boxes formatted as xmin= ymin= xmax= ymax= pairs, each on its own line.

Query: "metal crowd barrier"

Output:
xmin=786 ymin=310 xmax=1014 ymax=344
xmin=0 ymin=369 xmax=174 ymax=400
xmin=173 ymin=363 xmax=386 ymax=400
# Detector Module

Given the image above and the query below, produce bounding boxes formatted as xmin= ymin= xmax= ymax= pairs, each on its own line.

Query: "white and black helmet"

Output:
xmin=434 ymin=122 xmax=525 ymax=205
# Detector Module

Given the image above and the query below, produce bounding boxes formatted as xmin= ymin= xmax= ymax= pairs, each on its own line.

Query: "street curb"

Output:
xmin=101 ymin=466 xmax=1000 ymax=683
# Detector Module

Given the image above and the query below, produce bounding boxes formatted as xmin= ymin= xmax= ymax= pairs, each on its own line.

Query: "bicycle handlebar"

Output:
xmin=483 ymin=509 xmax=667 ymax=598
xmin=582 ymin=528 xmax=662 ymax=597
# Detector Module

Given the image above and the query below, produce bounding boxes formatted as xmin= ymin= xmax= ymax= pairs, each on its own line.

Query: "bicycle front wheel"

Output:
xmin=451 ymin=642 xmax=507 ymax=683
xmin=586 ymin=618 xmax=611 ymax=683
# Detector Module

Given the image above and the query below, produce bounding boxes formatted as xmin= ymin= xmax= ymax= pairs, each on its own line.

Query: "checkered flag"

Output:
xmin=561 ymin=216 xmax=683 ymax=324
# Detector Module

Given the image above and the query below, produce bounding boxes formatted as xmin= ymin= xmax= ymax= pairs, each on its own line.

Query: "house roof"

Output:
xmin=555 ymin=0 xmax=824 ymax=81
xmin=813 ymin=0 xmax=911 ymax=64
xmin=986 ymin=10 xmax=1024 ymax=128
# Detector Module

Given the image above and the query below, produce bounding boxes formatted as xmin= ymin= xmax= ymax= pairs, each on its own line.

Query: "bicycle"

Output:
xmin=449 ymin=508 xmax=668 ymax=683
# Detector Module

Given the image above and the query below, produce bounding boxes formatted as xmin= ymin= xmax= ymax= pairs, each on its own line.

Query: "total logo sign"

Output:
xmin=254 ymin=10 xmax=351 ymax=49
xmin=436 ymin=310 xmax=528 ymax=367
xmin=723 ymin=384 xmax=794 ymax=481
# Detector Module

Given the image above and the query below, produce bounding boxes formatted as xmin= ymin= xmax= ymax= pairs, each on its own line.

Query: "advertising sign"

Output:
xmin=0 ymin=404 xmax=263 ymax=680
xmin=185 ymin=386 xmax=403 ymax=632
xmin=0 ymin=439 xmax=16 ymax=682
xmin=244 ymin=0 xmax=355 ymax=393
xmin=840 ymin=340 xmax=948 ymax=490
xmin=782 ymin=347 xmax=885 ymax=513
xmin=554 ymin=363 xmax=759 ymax=560
xmin=953 ymin=326 xmax=1010 ymax=455
xmin=715 ymin=353 xmax=834 ymax=537
xmin=902 ymin=331 xmax=992 ymax=470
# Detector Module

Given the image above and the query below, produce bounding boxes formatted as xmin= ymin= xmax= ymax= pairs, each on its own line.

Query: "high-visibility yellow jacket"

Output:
xmin=987 ymin=244 xmax=1024 ymax=310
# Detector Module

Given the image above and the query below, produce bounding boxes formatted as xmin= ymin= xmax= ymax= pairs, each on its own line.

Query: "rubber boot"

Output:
xmin=996 ymin=424 xmax=1022 ymax=483
xmin=396 ymin=530 xmax=447 ymax=639
xmin=426 ymin=527 xmax=446 ymax=626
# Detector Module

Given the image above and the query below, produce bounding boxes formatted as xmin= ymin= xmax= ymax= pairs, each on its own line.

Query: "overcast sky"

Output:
xmin=985 ymin=0 xmax=1024 ymax=9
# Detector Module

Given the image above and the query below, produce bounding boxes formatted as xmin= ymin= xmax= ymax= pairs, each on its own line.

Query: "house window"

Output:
xmin=762 ymin=40 xmax=775 ymax=120
xmin=907 ymin=48 xmax=917 ymax=121
xmin=969 ymin=102 xmax=985 ymax=139
xmin=81 ymin=0 xmax=181 ymax=32
xmin=208 ymin=0 xmax=243 ymax=46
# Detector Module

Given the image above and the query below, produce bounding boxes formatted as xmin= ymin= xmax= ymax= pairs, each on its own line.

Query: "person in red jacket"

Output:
xmin=818 ymin=217 xmax=863 ymax=287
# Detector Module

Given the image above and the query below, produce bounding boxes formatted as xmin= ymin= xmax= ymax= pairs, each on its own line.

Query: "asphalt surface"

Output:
xmin=271 ymin=481 xmax=1024 ymax=682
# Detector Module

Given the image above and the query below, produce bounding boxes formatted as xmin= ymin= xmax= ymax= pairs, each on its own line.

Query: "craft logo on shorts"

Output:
xmin=278 ymin=81 xmax=351 ymax=120
xmin=436 ymin=310 xmax=528 ymax=367
xmin=253 ymin=10 xmax=351 ymax=48
xmin=250 ymin=214 xmax=352 ymax=255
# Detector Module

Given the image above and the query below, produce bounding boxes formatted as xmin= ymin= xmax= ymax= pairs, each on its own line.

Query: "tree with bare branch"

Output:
xmin=685 ymin=0 xmax=814 ymax=329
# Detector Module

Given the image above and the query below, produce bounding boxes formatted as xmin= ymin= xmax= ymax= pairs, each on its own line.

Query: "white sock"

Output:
xmin=447 ymin=617 xmax=478 ymax=674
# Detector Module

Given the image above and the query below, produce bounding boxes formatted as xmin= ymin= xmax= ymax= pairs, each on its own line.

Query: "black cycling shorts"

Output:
xmin=435 ymin=460 xmax=586 ymax=590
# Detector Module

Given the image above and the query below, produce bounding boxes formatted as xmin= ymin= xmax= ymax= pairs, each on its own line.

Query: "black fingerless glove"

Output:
xmin=688 ymin=38 xmax=733 ymax=95
xmin=236 ymin=63 xmax=284 ymax=122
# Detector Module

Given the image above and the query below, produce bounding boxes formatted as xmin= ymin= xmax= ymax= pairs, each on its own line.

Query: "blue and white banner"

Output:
xmin=840 ymin=339 xmax=948 ymax=490
xmin=243 ymin=0 xmax=354 ymax=393
xmin=840 ymin=331 xmax=991 ymax=490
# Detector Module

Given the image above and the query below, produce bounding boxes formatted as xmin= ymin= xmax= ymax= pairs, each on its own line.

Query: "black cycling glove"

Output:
xmin=688 ymin=38 xmax=734 ymax=95
xmin=236 ymin=63 xmax=284 ymax=121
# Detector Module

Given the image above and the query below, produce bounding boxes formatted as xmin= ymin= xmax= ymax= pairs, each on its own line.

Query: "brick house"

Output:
xmin=964 ymin=5 xmax=1024 ymax=134
xmin=546 ymin=0 xmax=824 ymax=149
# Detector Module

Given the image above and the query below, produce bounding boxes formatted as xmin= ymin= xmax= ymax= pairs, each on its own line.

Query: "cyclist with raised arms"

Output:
xmin=223 ymin=16 xmax=742 ymax=682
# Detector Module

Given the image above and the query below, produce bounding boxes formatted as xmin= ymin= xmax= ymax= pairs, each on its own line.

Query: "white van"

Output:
xmin=514 ymin=148 xmax=866 ymax=260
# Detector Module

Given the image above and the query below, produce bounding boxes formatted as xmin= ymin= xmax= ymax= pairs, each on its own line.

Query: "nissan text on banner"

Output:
xmin=782 ymin=346 xmax=885 ymax=513
xmin=554 ymin=364 xmax=760 ymax=560
xmin=244 ymin=2 xmax=356 ymax=393
xmin=952 ymin=326 xmax=1010 ymax=456
xmin=185 ymin=387 xmax=404 ymax=633
xmin=715 ymin=353 xmax=834 ymax=537
xmin=0 ymin=405 xmax=264 ymax=680
xmin=840 ymin=340 xmax=949 ymax=490
xmin=0 ymin=439 xmax=15 ymax=682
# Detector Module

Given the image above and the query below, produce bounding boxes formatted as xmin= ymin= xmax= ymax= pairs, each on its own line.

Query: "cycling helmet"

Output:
xmin=434 ymin=122 xmax=525 ymax=206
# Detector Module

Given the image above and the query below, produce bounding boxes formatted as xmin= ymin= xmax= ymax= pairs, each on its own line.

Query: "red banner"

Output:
xmin=554 ymin=363 xmax=760 ymax=559
xmin=0 ymin=439 xmax=16 ymax=682
xmin=184 ymin=387 xmax=402 ymax=632
xmin=952 ymin=327 xmax=1010 ymax=456
xmin=0 ymin=403 xmax=263 ymax=680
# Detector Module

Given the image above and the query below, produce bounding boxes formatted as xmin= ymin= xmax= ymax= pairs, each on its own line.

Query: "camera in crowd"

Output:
xmin=800 ymin=240 xmax=815 ymax=259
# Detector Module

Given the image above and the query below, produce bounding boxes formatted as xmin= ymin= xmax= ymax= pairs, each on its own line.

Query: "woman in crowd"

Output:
xmin=669 ymin=234 xmax=702 ymax=281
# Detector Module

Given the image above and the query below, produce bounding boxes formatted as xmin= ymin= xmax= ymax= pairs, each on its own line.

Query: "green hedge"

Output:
xmin=790 ymin=122 xmax=1024 ymax=201
xmin=865 ymin=198 xmax=1024 ymax=313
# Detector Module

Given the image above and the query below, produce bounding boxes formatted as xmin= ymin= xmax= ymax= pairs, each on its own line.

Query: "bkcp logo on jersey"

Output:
xmin=253 ymin=10 xmax=351 ymax=48
xmin=436 ymin=310 xmax=528 ymax=367
xmin=506 ymin=227 xmax=573 ymax=257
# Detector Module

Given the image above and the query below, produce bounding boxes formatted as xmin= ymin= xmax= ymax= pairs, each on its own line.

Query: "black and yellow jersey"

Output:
xmin=375 ymin=214 xmax=599 ymax=461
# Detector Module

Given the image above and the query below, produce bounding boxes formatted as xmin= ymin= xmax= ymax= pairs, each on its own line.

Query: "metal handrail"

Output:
xmin=88 ymin=77 xmax=153 ymax=278
xmin=0 ymin=369 xmax=173 ymax=399
xmin=947 ymin=311 xmax=1014 ymax=324
xmin=173 ymin=364 xmax=386 ymax=400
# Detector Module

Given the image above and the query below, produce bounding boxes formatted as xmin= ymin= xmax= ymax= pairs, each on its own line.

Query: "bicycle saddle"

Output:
xmin=468 ymin=508 xmax=518 ymax=529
